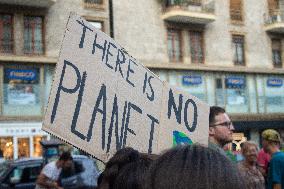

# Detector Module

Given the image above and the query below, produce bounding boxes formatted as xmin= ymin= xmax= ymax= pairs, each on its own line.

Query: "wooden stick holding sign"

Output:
xmin=43 ymin=12 xmax=209 ymax=162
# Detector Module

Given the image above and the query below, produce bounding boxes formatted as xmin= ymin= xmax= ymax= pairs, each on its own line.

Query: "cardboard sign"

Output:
xmin=43 ymin=12 xmax=209 ymax=162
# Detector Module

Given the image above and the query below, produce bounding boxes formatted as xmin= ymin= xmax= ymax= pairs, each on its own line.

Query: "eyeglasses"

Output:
xmin=210 ymin=121 xmax=233 ymax=129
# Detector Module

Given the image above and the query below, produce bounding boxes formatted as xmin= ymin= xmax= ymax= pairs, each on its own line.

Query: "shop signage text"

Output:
xmin=182 ymin=75 xmax=202 ymax=86
xmin=6 ymin=69 xmax=37 ymax=81
xmin=225 ymin=76 xmax=245 ymax=88
xmin=267 ymin=78 xmax=283 ymax=87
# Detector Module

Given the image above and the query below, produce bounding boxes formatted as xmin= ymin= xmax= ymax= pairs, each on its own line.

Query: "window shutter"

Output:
xmin=268 ymin=0 xmax=279 ymax=15
xmin=230 ymin=0 xmax=243 ymax=21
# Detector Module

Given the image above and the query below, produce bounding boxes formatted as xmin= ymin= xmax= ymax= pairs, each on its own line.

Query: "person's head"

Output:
xmin=145 ymin=145 xmax=246 ymax=189
xmin=209 ymin=106 xmax=234 ymax=147
xmin=57 ymin=151 xmax=73 ymax=168
xmin=98 ymin=148 xmax=156 ymax=189
xmin=241 ymin=141 xmax=258 ymax=164
xmin=261 ymin=129 xmax=281 ymax=154
xmin=113 ymin=153 xmax=155 ymax=189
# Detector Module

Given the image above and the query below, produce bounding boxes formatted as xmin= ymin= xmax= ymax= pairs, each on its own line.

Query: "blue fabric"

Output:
xmin=267 ymin=152 xmax=284 ymax=189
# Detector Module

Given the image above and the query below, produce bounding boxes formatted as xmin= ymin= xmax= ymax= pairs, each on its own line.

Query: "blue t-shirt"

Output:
xmin=267 ymin=151 xmax=284 ymax=189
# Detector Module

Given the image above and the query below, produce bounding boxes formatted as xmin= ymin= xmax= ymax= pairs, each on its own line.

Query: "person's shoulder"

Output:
xmin=271 ymin=152 xmax=284 ymax=163
xmin=43 ymin=161 xmax=56 ymax=170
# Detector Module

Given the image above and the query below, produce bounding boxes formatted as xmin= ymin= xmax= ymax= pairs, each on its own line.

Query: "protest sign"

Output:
xmin=43 ymin=12 xmax=209 ymax=162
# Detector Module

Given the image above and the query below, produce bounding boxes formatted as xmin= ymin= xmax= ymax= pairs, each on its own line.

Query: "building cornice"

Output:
xmin=144 ymin=62 xmax=284 ymax=75
xmin=231 ymin=113 xmax=284 ymax=122
xmin=0 ymin=55 xmax=57 ymax=64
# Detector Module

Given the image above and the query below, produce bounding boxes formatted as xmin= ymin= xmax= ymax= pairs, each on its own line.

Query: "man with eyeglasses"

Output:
xmin=208 ymin=106 xmax=235 ymax=158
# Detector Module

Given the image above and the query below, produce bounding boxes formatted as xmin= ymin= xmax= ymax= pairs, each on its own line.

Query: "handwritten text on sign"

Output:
xmin=43 ymin=13 xmax=209 ymax=162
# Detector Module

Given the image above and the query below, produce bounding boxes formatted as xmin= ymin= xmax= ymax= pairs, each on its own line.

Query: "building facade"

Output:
xmin=0 ymin=0 xmax=110 ymax=159
xmin=0 ymin=0 xmax=283 ymax=159
xmin=111 ymin=0 xmax=284 ymax=148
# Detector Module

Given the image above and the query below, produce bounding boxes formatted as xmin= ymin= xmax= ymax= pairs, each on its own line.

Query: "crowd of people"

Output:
xmin=35 ymin=106 xmax=284 ymax=189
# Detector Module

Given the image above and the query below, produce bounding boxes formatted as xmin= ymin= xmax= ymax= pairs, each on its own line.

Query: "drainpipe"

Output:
xmin=109 ymin=0 xmax=114 ymax=38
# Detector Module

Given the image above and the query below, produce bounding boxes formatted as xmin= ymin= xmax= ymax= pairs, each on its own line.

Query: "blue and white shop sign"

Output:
xmin=6 ymin=69 xmax=37 ymax=81
xmin=182 ymin=75 xmax=202 ymax=86
xmin=267 ymin=78 xmax=283 ymax=87
xmin=225 ymin=76 xmax=245 ymax=88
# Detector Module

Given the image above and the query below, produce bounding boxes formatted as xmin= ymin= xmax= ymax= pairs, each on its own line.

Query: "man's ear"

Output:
xmin=209 ymin=127 xmax=215 ymax=136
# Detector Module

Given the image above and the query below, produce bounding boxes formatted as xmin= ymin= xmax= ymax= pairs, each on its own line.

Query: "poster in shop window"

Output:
xmin=4 ymin=68 xmax=38 ymax=105
xmin=43 ymin=12 xmax=210 ymax=162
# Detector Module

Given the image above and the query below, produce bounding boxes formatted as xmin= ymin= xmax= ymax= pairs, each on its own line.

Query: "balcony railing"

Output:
xmin=0 ymin=39 xmax=13 ymax=54
xmin=0 ymin=0 xmax=56 ymax=8
xmin=164 ymin=0 xmax=215 ymax=14
xmin=161 ymin=0 xmax=216 ymax=24
xmin=264 ymin=9 xmax=284 ymax=33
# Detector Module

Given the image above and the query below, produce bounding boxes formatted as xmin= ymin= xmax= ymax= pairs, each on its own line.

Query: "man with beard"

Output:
xmin=209 ymin=106 xmax=235 ymax=158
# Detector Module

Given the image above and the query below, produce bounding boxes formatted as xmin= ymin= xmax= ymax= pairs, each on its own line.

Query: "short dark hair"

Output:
xmin=145 ymin=145 xmax=247 ymax=189
xmin=98 ymin=148 xmax=157 ymax=189
xmin=113 ymin=154 xmax=154 ymax=189
xmin=209 ymin=106 xmax=225 ymax=125
xmin=59 ymin=151 xmax=72 ymax=161
xmin=98 ymin=147 xmax=140 ymax=189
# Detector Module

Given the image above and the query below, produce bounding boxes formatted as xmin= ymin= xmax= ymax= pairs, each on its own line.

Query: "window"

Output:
xmin=263 ymin=77 xmax=284 ymax=113
xmin=181 ymin=74 xmax=207 ymax=102
xmin=189 ymin=31 xmax=204 ymax=64
xmin=8 ymin=165 xmax=42 ymax=184
xmin=215 ymin=78 xmax=225 ymax=106
xmin=84 ymin=0 xmax=103 ymax=4
xmin=18 ymin=138 xmax=30 ymax=159
xmin=0 ymin=14 xmax=13 ymax=54
xmin=232 ymin=35 xmax=245 ymax=65
xmin=268 ymin=0 xmax=279 ymax=15
xmin=33 ymin=136 xmax=47 ymax=157
xmin=24 ymin=16 xmax=44 ymax=55
xmin=230 ymin=0 xmax=243 ymax=22
xmin=3 ymin=65 xmax=41 ymax=116
xmin=225 ymin=76 xmax=247 ymax=107
xmin=214 ymin=75 xmax=249 ymax=113
xmin=167 ymin=29 xmax=182 ymax=62
xmin=272 ymin=39 xmax=282 ymax=68
xmin=88 ymin=21 xmax=103 ymax=31
xmin=0 ymin=137 xmax=13 ymax=159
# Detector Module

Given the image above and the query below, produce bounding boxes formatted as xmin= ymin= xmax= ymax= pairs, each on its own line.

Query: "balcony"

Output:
xmin=0 ymin=0 xmax=56 ymax=8
xmin=161 ymin=0 xmax=216 ymax=24
xmin=264 ymin=10 xmax=284 ymax=33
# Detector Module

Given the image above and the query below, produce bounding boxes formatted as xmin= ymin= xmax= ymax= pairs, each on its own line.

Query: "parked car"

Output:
xmin=0 ymin=155 xmax=100 ymax=189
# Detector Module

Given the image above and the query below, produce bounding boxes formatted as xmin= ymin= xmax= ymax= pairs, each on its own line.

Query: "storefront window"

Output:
xmin=256 ymin=76 xmax=266 ymax=113
xmin=225 ymin=75 xmax=249 ymax=113
xmin=180 ymin=74 xmax=207 ymax=102
xmin=0 ymin=137 xmax=13 ymax=159
xmin=215 ymin=78 xmax=225 ymax=106
xmin=3 ymin=65 xmax=41 ymax=116
xmin=265 ymin=77 xmax=284 ymax=113
xmin=44 ymin=65 xmax=55 ymax=107
xmin=18 ymin=138 xmax=30 ymax=158
xmin=33 ymin=136 xmax=46 ymax=157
